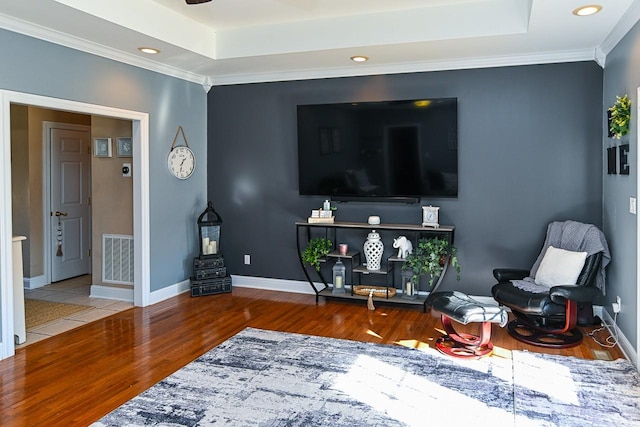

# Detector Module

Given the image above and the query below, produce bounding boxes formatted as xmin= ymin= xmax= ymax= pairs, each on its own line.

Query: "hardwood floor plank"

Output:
xmin=0 ymin=287 xmax=626 ymax=426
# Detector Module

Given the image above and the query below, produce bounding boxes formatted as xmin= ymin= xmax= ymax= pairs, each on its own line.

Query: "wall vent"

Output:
xmin=102 ymin=234 xmax=134 ymax=285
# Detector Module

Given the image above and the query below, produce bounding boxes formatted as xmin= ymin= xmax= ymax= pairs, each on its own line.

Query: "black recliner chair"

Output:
xmin=491 ymin=221 xmax=610 ymax=348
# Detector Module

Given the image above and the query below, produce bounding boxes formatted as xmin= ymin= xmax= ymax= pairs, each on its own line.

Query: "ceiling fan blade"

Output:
xmin=186 ymin=0 xmax=211 ymax=4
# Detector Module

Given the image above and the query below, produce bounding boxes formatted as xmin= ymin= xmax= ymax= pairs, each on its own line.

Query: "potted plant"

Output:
xmin=402 ymin=237 xmax=460 ymax=287
xmin=302 ymin=237 xmax=332 ymax=271
xmin=608 ymin=94 xmax=631 ymax=139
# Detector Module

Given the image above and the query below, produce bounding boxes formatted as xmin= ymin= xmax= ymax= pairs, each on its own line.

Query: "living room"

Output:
xmin=0 ymin=0 xmax=638 ymax=424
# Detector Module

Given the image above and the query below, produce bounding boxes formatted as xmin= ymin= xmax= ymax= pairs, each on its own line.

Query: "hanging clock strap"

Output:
xmin=170 ymin=126 xmax=190 ymax=151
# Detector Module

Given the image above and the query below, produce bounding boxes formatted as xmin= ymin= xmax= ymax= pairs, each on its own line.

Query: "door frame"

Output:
xmin=43 ymin=122 xmax=92 ymax=285
xmin=0 ymin=90 xmax=151 ymax=359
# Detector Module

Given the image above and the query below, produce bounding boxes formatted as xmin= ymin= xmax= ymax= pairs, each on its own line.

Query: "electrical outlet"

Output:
xmin=630 ymin=197 xmax=637 ymax=215
xmin=612 ymin=296 xmax=621 ymax=313
xmin=244 ymin=254 xmax=251 ymax=265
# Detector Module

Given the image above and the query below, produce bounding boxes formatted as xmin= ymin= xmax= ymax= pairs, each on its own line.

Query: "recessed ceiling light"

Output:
xmin=350 ymin=56 xmax=369 ymax=63
xmin=138 ymin=47 xmax=160 ymax=54
xmin=572 ymin=5 xmax=602 ymax=16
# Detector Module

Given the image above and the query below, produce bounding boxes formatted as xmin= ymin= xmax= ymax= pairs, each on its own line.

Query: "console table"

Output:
xmin=296 ymin=221 xmax=455 ymax=311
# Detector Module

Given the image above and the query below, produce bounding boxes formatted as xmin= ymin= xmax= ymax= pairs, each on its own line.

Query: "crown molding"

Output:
xmin=598 ymin=0 xmax=640 ymax=62
xmin=0 ymin=11 xmax=601 ymax=88
xmin=0 ymin=12 xmax=208 ymax=87
xmin=210 ymin=49 xmax=597 ymax=87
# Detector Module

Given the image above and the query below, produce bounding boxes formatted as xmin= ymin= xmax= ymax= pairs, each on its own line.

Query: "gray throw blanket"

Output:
xmin=511 ymin=221 xmax=611 ymax=295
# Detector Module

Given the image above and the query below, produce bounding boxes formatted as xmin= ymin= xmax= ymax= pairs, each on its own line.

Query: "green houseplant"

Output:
xmin=608 ymin=94 xmax=631 ymax=139
xmin=402 ymin=237 xmax=460 ymax=287
xmin=302 ymin=237 xmax=332 ymax=271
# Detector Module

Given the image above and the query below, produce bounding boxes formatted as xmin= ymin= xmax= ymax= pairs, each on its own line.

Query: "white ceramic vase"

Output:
xmin=364 ymin=230 xmax=384 ymax=271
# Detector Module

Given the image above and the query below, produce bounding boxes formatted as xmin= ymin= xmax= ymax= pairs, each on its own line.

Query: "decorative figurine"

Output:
xmin=392 ymin=235 xmax=413 ymax=259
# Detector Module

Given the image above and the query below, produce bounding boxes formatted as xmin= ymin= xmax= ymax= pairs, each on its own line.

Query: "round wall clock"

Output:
xmin=168 ymin=146 xmax=196 ymax=180
xmin=168 ymin=126 xmax=196 ymax=179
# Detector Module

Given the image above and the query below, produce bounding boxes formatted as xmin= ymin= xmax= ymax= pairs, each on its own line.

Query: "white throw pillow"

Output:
xmin=534 ymin=246 xmax=588 ymax=287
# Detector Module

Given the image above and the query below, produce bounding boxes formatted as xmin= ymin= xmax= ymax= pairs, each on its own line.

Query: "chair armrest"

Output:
xmin=493 ymin=268 xmax=530 ymax=282
xmin=550 ymin=285 xmax=602 ymax=304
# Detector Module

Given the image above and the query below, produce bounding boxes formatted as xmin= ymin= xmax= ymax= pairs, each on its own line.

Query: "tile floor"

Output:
xmin=18 ymin=275 xmax=133 ymax=348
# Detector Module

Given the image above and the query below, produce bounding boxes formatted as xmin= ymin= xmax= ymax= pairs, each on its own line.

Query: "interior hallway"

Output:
xmin=18 ymin=275 xmax=133 ymax=348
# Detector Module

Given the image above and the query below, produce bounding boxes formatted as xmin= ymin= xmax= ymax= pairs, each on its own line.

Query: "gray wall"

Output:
xmin=1 ymin=29 xmax=208 ymax=292
xmin=603 ymin=20 xmax=640 ymax=350
xmin=208 ymin=62 xmax=604 ymax=296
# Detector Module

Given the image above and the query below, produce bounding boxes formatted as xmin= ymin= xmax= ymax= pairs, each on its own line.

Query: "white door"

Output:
xmin=50 ymin=128 xmax=91 ymax=282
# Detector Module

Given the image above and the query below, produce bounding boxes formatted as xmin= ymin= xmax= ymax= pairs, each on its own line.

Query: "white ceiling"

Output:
xmin=0 ymin=0 xmax=638 ymax=89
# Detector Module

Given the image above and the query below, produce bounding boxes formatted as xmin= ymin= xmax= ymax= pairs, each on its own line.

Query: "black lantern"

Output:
xmin=197 ymin=201 xmax=222 ymax=257
xmin=401 ymin=268 xmax=418 ymax=299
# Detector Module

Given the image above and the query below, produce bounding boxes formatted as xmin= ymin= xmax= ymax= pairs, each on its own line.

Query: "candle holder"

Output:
xmin=401 ymin=268 xmax=418 ymax=299
xmin=197 ymin=201 xmax=222 ymax=257
xmin=332 ymin=259 xmax=347 ymax=293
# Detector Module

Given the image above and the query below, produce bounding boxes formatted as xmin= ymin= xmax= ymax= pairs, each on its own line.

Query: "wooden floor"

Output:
xmin=0 ymin=287 xmax=625 ymax=426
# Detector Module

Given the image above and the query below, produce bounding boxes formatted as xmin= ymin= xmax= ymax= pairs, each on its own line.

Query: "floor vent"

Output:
xmin=102 ymin=234 xmax=134 ymax=285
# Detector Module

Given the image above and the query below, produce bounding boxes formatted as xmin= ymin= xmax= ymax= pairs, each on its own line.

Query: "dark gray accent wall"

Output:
xmin=208 ymin=62 xmax=603 ymax=297
xmin=1 ymin=28 xmax=208 ymax=292
xmin=603 ymin=20 xmax=640 ymax=351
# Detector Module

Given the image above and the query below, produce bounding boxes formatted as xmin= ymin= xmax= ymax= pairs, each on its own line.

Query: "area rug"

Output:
xmin=512 ymin=351 xmax=640 ymax=426
xmin=25 ymin=299 xmax=91 ymax=329
xmin=93 ymin=328 xmax=640 ymax=427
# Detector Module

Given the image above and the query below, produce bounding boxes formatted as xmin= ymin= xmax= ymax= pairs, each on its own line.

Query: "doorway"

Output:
xmin=0 ymin=90 xmax=151 ymax=359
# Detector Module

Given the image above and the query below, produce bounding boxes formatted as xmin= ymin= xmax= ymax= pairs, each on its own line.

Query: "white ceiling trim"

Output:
xmin=0 ymin=12 xmax=207 ymax=86
xmin=0 ymin=8 xmax=628 ymax=89
xmin=52 ymin=0 xmax=218 ymax=59
xmin=597 ymin=0 xmax=640 ymax=66
xmin=210 ymin=48 xmax=598 ymax=87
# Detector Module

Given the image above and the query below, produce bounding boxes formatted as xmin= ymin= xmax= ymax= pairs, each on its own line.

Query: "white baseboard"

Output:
xmin=231 ymin=275 xmax=317 ymax=295
xmin=601 ymin=307 xmax=638 ymax=367
xmin=23 ymin=275 xmax=46 ymax=289
xmin=91 ymin=284 xmax=134 ymax=302
xmin=230 ymin=275 xmax=500 ymax=306
xmin=149 ymin=279 xmax=191 ymax=305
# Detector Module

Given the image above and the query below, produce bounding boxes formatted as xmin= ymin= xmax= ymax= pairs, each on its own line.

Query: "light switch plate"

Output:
xmin=630 ymin=197 xmax=636 ymax=215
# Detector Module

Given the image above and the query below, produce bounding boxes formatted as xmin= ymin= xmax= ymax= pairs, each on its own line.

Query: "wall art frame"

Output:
xmin=93 ymin=137 xmax=112 ymax=158
xmin=117 ymin=137 xmax=133 ymax=157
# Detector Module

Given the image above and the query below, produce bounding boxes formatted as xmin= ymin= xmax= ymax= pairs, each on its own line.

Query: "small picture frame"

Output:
xmin=93 ymin=138 xmax=112 ymax=158
xmin=117 ymin=137 xmax=133 ymax=157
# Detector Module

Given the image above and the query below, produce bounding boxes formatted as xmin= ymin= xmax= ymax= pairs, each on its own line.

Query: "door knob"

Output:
xmin=54 ymin=211 xmax=68 ymax=217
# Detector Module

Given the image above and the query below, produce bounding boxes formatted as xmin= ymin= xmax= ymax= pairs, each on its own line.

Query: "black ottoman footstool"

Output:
xmin=427 ymin=291 xmax=508 ymax=358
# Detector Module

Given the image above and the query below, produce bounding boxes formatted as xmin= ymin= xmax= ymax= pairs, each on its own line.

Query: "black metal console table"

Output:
xmin=296 ymin=221 xmax=455 ymax=312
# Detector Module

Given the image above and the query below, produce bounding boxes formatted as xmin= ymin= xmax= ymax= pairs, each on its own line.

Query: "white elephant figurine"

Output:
xmin=393 ymin=236 xmax=413 ymax=259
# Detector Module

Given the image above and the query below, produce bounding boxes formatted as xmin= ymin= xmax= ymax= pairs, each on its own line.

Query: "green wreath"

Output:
xmin=608 ymin=94 xmax=631 ymax=139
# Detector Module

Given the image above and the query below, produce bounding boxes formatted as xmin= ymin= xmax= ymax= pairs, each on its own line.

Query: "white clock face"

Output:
xmin=168 ymin=146 xmax=196 ymax=179
xmin=423 ymin=207 xmax=439 ymax=225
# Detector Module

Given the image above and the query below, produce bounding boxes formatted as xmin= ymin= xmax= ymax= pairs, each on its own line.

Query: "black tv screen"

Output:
xmin=297 ymin=98 xmax=458 ymax=201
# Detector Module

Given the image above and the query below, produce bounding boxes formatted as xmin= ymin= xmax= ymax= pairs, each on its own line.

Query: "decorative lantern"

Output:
xmin=197 ymin=201 xmax=222 ymax=257
xmin=332 ymin=259 xmax=347 ymax=293
xmin=401 ymin=268 xmax=418 ymax=299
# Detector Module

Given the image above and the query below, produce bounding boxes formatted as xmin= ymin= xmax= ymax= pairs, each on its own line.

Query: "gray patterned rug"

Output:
xmin=93 ymin=328 xmax=639 ymax=427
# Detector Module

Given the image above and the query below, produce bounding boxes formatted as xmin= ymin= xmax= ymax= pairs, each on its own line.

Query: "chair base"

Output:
xmin=435 ymin=315 xmax=494 ymax=359
xmin=506 ymin=319 xmax=583 ymax=348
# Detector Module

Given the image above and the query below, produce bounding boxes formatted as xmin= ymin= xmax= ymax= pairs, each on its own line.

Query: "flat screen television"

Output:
xmin=297 ymin=98 xmax=458 ymax=202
